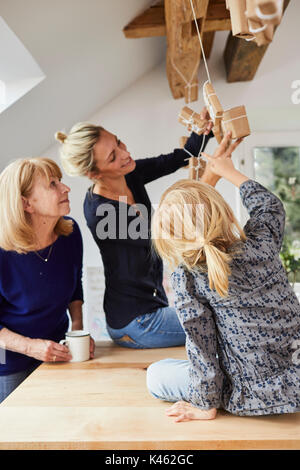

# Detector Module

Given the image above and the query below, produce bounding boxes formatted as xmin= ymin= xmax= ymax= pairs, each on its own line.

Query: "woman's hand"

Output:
xmin=26 ymin=338 xmax=72 ymax=363
xmin=165 ymin=401 xmax=217 ymax=422
xmin=201 ymin=131 xmax=243 ymax=179
xmin=200 ymin=107 xmax=214 ymax=135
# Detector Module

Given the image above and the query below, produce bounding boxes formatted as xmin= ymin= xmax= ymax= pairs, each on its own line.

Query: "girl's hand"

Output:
xmin=200 ymin=107 xmax=214 ymax=135
xmin=165 ymin=401 xmax=217 ymax=422
xmin=26 ymin=338 xmax=72 ymax=362
xmin=201 ymin=131 xmax=243 ymax=178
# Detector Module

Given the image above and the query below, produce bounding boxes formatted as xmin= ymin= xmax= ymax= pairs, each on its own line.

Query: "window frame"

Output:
xmin=235 ymin=131 xmax=300 ymax=294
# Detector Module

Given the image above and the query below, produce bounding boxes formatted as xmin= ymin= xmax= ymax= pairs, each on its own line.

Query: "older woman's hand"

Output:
xmin=90 ymin=336 xmax=95 ymax=359
xmin=26 ymin=338 xmax=72 ymax=362
xmin=165 ymin=401 xmax=217 ymax=422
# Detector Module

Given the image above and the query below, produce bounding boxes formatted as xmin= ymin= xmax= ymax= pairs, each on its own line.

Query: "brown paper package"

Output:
xmin=255 ymin=0 xmax=283 ymax=25
xmin=189 ymin=157 xmax=206 ymax=180
xmin=203 ymin=82 xmax=223 ymax=118
xmin=226 ymin=0 xmax=255 ymax=39
xmin=221 ymin=106 xmax=251 ymax=139
xmin=178 ymin=106 xmax=208 ymax=135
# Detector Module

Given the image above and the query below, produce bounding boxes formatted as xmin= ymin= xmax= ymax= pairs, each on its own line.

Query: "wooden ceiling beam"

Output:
xmin=123 ymin=1 xmax=165 ymax=39
xmin=165 ymin=0 xmax=210 ymax=102
xmin=123 ymin=0 xmax=231 ymax=39
xmin=224 ymin=0 xmax=290 ymax=83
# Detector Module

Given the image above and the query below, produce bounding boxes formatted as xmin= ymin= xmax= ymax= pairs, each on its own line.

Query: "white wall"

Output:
xmin=0 ymin=0 xmax=165 ymax=162
xmin=44 ymin=0 xmax=300 ymax=268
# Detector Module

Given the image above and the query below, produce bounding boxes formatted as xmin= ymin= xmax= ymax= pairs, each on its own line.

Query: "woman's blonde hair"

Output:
xmin=0 ymin=157 xmax=73 ymax=253
xmin=55 ymin=122 xmax=103 ymax=177
xmin=152 ymin=179 xmax=246 ymax=298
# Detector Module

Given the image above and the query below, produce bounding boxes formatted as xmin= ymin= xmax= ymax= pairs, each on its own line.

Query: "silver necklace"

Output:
xmin=34 ymin=244 xmax=53 ymax=262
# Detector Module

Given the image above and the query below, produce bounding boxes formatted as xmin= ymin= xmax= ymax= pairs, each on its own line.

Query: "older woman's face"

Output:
xmin=24 ymin=174 xmax=71 ymax=219
xmin=91 ymin=129 xmax=136 ymax=178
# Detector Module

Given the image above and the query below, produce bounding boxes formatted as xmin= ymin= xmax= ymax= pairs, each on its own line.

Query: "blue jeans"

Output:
xmin=0 ymin=365 xmax=38 ymax=404
xmin=106 ymin=307 xmax=186 ymax=349
xmin=146 ymin=358 xmax=190 ymax=402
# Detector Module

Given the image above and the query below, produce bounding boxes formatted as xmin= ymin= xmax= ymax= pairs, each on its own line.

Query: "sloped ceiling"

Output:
xmin=0 ymin=0 xmax=165 ymax=165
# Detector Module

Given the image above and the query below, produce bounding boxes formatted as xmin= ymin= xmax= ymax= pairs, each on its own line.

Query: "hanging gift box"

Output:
xmin=247 ymin=17 xmax=274 ymax=46
xmin=226 ymin=0 xmax=255 ymax=39
xmin=255 ymin=0 xmax=283 ymax=26
xmin=203 ymin=81 xmax=223 ymax=143
xmin=203 ymin=81 xmax=223 ymax=124
xmin=178 ymin=106 xmax=208 ymax=135
xmin=179 ymin=136 xmax=206 ymax=180
xmin=221 ymin=105 xmax=251 ymax=139
xmin=184 ymin=82 xmax=198 ymax=104
xmin=189 ymin=156 xmax=206 ymax=180
xmin=246 ymin=0 xmax=262 ymax=21
xmin=246 ymin=1 xmax=275 ymax=46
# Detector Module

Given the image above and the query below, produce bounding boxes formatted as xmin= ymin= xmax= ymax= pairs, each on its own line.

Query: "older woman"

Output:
xmin=0 ymin=157 xmax=94 ymax=403
xmin=55 ymin=109 xmax=217 ymax=349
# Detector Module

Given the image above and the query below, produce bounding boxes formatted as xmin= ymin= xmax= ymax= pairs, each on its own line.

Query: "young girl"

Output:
xmin=147 ymin=132 xmax=300 ymax=421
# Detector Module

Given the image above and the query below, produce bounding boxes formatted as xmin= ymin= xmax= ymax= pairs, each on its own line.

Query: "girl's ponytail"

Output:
xmin=152 ymin=179 xmax=246 ymax=298
xmin=203 ymin=243 xmax=232 ymax=297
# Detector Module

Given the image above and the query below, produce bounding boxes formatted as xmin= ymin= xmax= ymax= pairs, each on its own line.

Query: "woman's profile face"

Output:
xmin=91 ymin=129 xmax=136 ymax=179
xmin=23 ymin=174 xmax=71 ymax=219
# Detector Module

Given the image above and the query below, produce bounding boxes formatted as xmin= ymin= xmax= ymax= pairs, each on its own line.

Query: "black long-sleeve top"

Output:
xmin=83 ymin=132 xmax=212 ymax=328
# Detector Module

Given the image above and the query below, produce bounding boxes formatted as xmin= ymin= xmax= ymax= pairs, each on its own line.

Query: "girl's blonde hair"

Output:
xmin=0 ymin=158 xmax=73 ymax=253
xmin=55 ymin=122 xmax=103 ymax=177
xmin=152 ymin=179 xmax=246 ymax=298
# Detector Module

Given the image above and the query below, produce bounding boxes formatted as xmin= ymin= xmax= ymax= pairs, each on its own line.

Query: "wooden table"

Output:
xmin=0 ymin=342 xmax=299 ymax=450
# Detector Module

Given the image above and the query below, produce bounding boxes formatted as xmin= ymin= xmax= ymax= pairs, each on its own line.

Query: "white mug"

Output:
xmin=60 ymin=330 xmax=90 ymax=362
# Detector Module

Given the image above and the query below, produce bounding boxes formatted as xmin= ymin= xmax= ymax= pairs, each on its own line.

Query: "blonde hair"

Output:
xmin=0 ymin=158 xmax=73 ymax=253
xmin=55 ymin=122 xmax=103 ymax=177
xmin=152 ymin=179 xmax=246 ymax=298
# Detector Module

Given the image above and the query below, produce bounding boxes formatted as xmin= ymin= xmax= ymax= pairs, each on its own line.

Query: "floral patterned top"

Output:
xmin=171 ymin=180 xmax=300 ymax=416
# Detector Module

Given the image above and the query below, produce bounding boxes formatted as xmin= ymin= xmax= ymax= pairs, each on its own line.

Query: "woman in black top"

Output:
xmin=55 ymin=109 xmax=215 ymax=348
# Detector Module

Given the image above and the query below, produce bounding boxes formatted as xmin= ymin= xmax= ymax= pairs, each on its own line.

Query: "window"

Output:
xmin=254 ymin=146 xmax=300 ymax=283
xmin=0 ymin=16 xmax=45 ymax=113
xmin=237 ymin=133 xmax=300 ymax=287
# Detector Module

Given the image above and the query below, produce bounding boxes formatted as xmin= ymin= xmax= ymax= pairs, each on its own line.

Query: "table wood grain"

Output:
xmin=0 ymin=342 xmax=299 ymax=450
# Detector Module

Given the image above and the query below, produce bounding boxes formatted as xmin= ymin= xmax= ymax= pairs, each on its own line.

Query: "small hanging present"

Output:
xmin=255 ymin=0 xmax=283 ymax=26
xmin=247 ymin=16 xmax=274 ymax=46
xmin=178 ymin=106 xmax=208 ymax=135
xmin=246 ymin=0 xmax=275 ymax=46
xmin=221 ymin=105 xmax=251 ymax=139
xmin=226 ymin=0 xmax=255 ymax=39
xmin=203 ymin=81 xmax=224 ymax=143
xmin=189 ymin=156 xmax=206 ymax=180
xmin=203 ymin=81 xmax=223 ymax=124
xmin=179 ymin=136 xmax=206 ymax=180
xmin=184 ymin=81 xmax=198 ymax=104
